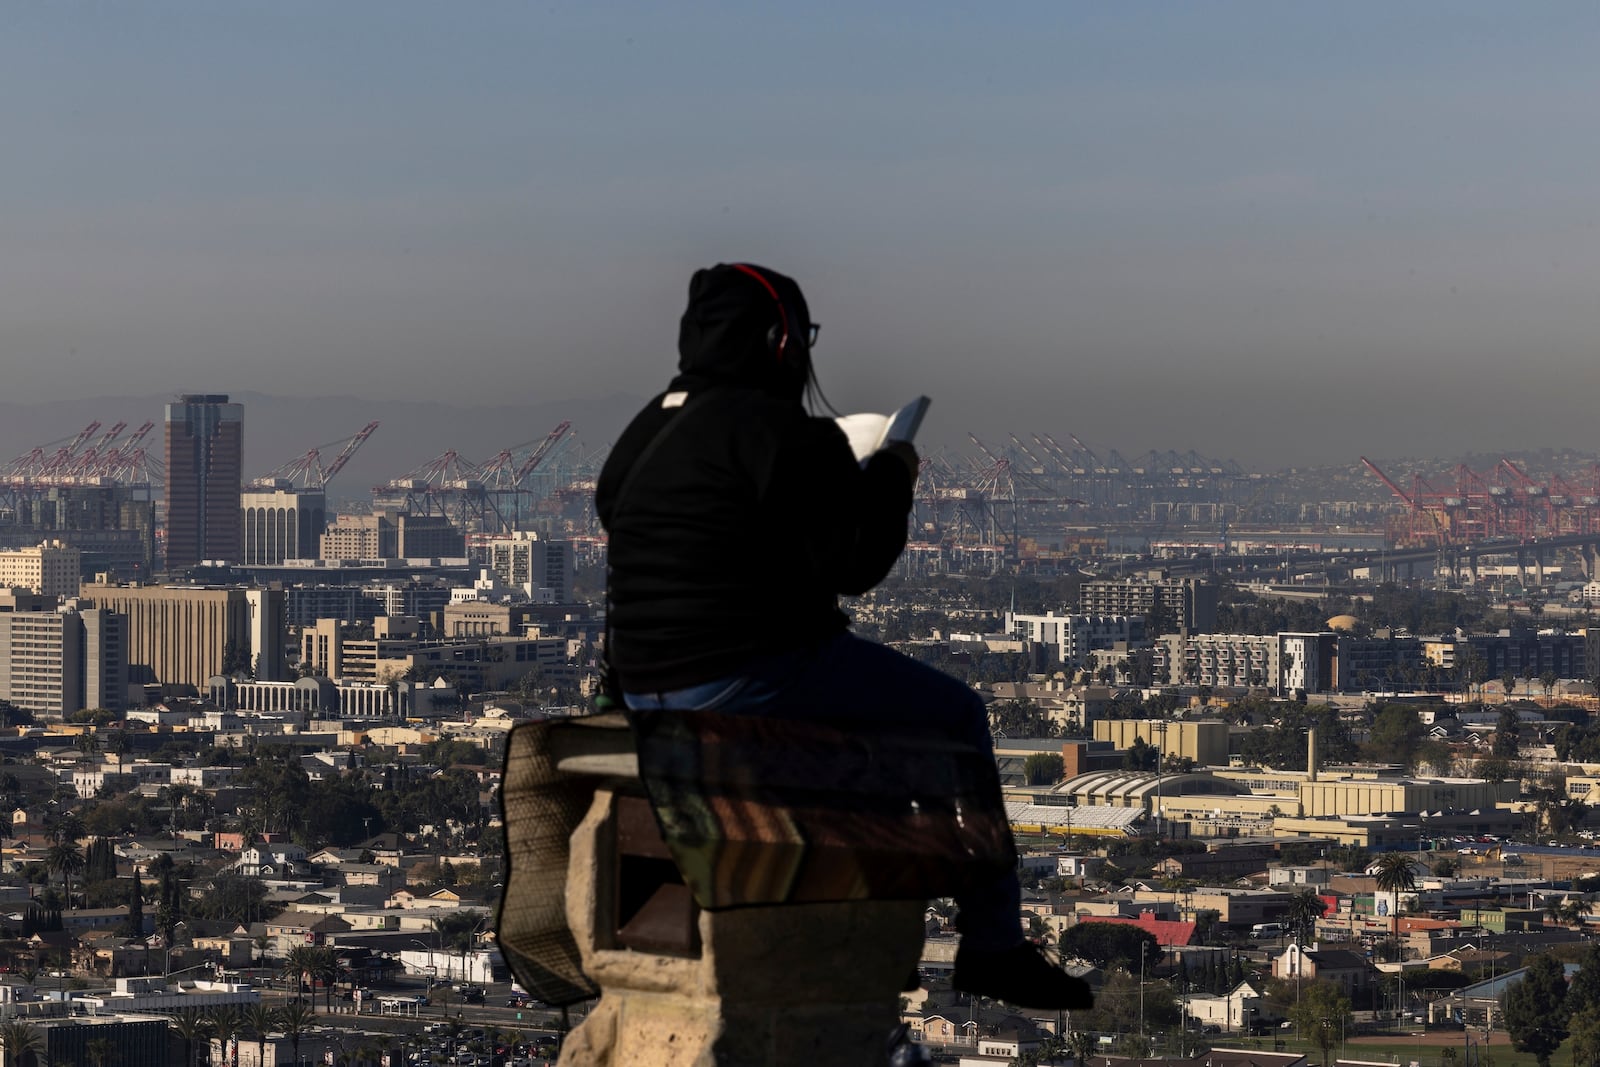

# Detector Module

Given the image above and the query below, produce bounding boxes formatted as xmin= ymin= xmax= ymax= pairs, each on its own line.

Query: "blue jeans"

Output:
xmin=624 ymin=632 xmax=1023 ymax=951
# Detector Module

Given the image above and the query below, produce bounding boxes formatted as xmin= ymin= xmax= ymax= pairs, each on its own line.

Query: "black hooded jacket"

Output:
xmin=596 ymin=264 xmax=915 ymax=693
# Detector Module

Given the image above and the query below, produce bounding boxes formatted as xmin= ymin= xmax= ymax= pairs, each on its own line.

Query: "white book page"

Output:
xmin=835 ymin=413 xmax=891 ymax=463
xmin=834 ymin=396 xmax=930 ymax=464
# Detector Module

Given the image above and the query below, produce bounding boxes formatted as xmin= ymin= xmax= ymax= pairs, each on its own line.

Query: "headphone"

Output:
xmin=728 ymin=262 xmax=793 ymax=363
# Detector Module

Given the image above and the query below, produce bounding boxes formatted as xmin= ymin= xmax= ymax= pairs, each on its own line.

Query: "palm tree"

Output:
xmin=278 ymin=1000 xmax=316 ymax=1067
xmin=1373 ymin=852 xmax=1418 ymax=945
xmin=104 ymin=729 xmax=131 ymax=776
xmin=86 ymin=1035 xmax=115 ymax=1067
xmin=208 ymin=1006 xmax=243 ymax=1067
xmin=0 ymin=1019 xmax=44 ymax=1067
xmin=282 ymin=944 xmax=318 ymax=1002
xmin=46 ymin=837 xmax=85 ymax=909
xmin=1563 ymin=897 xmax=1596 ymax=930
xmin=1286 ymin=888 xmax=1328 ymax=945
xmin=311 ymin=945 xmax=341 ymax=1013
xmin=244 ymin=1002 xmax=279 ymax=1067
xmin=169 ymin=1009 xmax=212 ymax=1067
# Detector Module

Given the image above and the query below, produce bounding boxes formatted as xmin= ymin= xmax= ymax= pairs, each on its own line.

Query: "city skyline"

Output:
xmin=7 ymin=5 xmax=1600 ymax=467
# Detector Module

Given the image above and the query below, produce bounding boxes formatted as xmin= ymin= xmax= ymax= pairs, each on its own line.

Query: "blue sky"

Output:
xmin=4 ymin=3 xmax=1600 ymax=467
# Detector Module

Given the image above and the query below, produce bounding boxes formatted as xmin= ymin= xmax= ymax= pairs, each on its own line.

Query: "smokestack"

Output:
xmin=1307 ymin=726 xmax=1319 ymax=782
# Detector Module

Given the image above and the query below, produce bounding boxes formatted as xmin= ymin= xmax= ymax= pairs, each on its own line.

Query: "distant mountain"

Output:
xmin=0 ymin=391 xmax=646 ymax=506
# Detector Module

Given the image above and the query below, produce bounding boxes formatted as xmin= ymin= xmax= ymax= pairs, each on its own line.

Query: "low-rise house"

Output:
xmin=1272 ymin=942 xmax=1377 ymax=998
xmin=1181 ymin=980 xmax=1264 ymax=1032
xmin=237 ymin=842 xmax=309 ymax=877
xmin=74 ymin=932 xmax=158 ymax=979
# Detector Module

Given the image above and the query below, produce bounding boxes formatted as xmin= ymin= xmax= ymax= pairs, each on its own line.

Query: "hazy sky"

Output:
xmin=5 ymin=3 xmax=1600 ymax=469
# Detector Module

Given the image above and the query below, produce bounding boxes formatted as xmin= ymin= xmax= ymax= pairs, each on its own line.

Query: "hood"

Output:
xmin=676 ymin=262 xmax=812 ymax=398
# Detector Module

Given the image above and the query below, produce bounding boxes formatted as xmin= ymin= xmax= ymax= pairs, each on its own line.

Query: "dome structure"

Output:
xmin=1326 ymin=614 xmax=1359 ymax=632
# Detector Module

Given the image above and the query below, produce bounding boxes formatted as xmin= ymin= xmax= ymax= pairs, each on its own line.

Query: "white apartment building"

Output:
xmin=0 ymin=539 xmax=81 ymax=599
xmin=1003 ymin=611 xmax=1145 ymax=667
xmin=1156 ymin=631 xmax=1338 ymax=694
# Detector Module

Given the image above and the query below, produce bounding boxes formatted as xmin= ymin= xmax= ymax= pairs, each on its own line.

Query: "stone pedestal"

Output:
xmin=559 ymin=783 xmax=927 ymax=1067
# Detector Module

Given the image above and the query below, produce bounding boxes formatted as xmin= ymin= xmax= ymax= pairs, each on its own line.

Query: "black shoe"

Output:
xmin=952 ymin=942 xmax=1095 ymax=1011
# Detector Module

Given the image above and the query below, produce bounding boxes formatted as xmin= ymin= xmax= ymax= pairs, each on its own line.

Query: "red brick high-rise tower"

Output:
xmin=163 ymin=394 xmax=243 ymax=571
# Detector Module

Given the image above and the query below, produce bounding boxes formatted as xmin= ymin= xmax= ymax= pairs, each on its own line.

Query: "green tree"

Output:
xmin=277 ymin=1000 xmax=316 ymax=1067
xmin=169 ymin=1009 xmax=212 ymax=1067
xmin=1287 ymin=979 xmax=1353 ymax=1067
xmin=1570 ymin=1005 xmax=1600 ymax=1067
xmin=123 ymin=873 xmax=145 ymax=938
xmin=1023 ymin=753 xmax=1064 ymax=785
xmin=1502 ymin=953 xmax=1570 ymax=1067
xmin=1123 ymin=735 xmax=1156 ymax=771
xmin=1058 ymin=922 xmax=1159 ymax=972
xmin=1367 ymin=704 xmax=1425 ymax=770
xmin=1373 ymin=852 xmax=1418 ymax=944
xmin=1568 ymin=941 xmax=1600 ymax=1020
xmin=86 ymin=1035 xmax=115 ymax=1067
xmin=1493 ymin=706 xmax=1522 ymax=758
xmin=208 ymin=1006 xmax=243 ymax=1067
xmin=432 ymin=911 xmax=485 ymax=955
xmin=0 ymin=1019 xmax=44 ymax=1067
xmin=1474 ymin=756 xmax=1514 ymax=784
xmin=244 ymin=1003 xmax=279 ymax=1067
xmin=46 ymin=837 xmax=85 ymax=908
xmin=1286 ymin=888 xmax=1328 ymax=945
xmin=282 ymin=944 xmax=318 ymax=1001
xmin=190 ymin=872 xmax=269 ymax=925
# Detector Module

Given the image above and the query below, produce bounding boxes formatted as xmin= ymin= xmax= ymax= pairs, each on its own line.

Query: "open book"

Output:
xmin=834 ymin=396 xmax=931 ymax=465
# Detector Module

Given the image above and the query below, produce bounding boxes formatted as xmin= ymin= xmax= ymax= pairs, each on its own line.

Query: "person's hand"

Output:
xmin=881 ymin=440 xmax=920 ymax=478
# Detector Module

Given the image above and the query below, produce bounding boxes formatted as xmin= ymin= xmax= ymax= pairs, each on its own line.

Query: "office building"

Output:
xmin=0 ymin=539 xmax=81 ymax=599
xmin=283 ymin=585 xmax=381 ymax=628
xmin=396 ymin=513 xmax=465 ymax=558
xmin=320 ymin=513 xmax=396 ymax=561
xmin=79 ymin=582 xmax=286 ymax=691
xmin=300 ymin=615 xmax=564 ymax=691
xmin=0 ymin=605 xmax=126 ymax=716
xmin=240 ymin=486 xmax=327 ymax=565
xmin=364 ymin=579 xmax=452 ymax=619
xmin=5 ymin=486 xmax=158 ymax=577
xmin=320 ymin=511 xmax=464 ymax=561
xmin=164 ymin=394 xmax=244 ymax=570
xmin=486 ymin=531 xmax=575 ymax=601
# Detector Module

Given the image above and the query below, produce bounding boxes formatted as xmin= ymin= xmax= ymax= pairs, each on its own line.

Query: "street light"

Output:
xmin=408 ymin=939 xmax=435 ymax=988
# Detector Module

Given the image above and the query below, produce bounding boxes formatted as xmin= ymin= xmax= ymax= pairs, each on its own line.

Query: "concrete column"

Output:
xmin=561 ymin=786 xmax=927 ymax=1067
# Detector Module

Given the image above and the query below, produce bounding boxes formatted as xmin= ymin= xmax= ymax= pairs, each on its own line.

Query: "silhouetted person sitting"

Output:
xmin=596 ymin=262 xmax=1092 ymax=1011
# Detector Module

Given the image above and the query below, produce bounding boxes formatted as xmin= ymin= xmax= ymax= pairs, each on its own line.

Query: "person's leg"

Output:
xmin=763 ymin=635 xmax=1021 ymax=949
xmin=770 ymin=633 xmax=994 ymax=752
xmin=774 ymin=635 xmax=1091 ymax=1008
